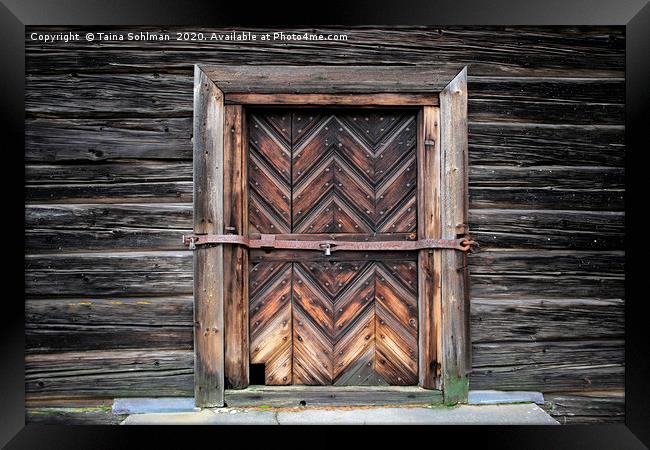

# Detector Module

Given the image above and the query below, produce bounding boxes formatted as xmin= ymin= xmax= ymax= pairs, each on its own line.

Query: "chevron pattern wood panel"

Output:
xmin=248 ymin=109 xmax=418 ymax=386
xmin=292 ymin=110 xmax=417 ymax=233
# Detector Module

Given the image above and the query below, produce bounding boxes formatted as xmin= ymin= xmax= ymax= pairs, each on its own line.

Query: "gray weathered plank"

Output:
xmin=25 ymin=117 xmax=192 ymax=162
xmin=468 ymin=123 xmax=625 ymax=167
xmin=26 ymin=350 xmax=193 ymax=398
xmin=469 ymin=209 xmax=624 ymax=250
xmin=471 ymin=298 xmax=624 ymax=342
xmin=193 ymin=66 xmax=225 ymax=407
xmin=224 ymin=386 xmax=443 ymax=407
xmin=439 ymin=67 xmax=470 ymax=403
xmin=25 ymin=252 xmax=192 ymax=297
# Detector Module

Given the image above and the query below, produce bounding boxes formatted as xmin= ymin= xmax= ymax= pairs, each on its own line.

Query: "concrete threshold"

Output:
xmin=121 ymin=403 xmax=559 ymax=425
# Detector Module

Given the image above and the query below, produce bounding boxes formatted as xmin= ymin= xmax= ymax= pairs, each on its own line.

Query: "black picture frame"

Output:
xmin=2 ymin=0 xmax=647 ymax=447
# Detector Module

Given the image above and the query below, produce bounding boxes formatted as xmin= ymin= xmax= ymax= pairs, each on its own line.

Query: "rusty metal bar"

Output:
xmin=183 ymin=233 xmax=476 ymax=253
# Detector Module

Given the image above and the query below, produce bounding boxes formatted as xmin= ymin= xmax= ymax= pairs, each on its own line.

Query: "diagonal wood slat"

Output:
xmin=248 ymin=109 xmax=419 ymax=386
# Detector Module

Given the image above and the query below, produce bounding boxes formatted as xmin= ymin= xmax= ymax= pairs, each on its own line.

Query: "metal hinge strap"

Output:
xmin=182 ymin=234 xmax=477 ymax=253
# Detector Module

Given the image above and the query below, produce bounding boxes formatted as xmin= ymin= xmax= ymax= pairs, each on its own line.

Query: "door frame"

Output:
xmin=192 ymin=64 xmax=470 ymax=407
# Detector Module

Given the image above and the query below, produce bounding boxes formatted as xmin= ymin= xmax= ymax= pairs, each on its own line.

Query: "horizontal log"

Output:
xmin=26 ymin=73 xmax=193 ymax=116
xmin=26 ymin=296 xmax=193 ymax=326
xmin=472 ymin=339 xmax=624 ymax=368
xmin=471 ymin=274 xmax=624 ymax=299
xmin=26 ymin=251 xmax=192 ymax=296
xmin=25 ymin=203 xmax=191 ymax=252
xmin=26 ymin=203 xmax=192 ymax=230
xmin=469 ymin=209 xmax=624 ymax=250
xmin=26 ymin=228 xmax=188 ymax=253
xmin=26 ymin=161 xmax=193 ymax=184
xmin=25 ymin=26 xmax=624 ymax=77
xmin=469 ymin=186 xmax=624 ymax=211
xmin=26 ymin=323 xmax=192 ymax=353
xmin=471 ymin=298 xmax=624 ymax=342
xmin=469 ymin=123 xmax=624 ymax=167
xmin=26 ymin=181 xmax=192 ymax=204
xmin=468 ymin=250 xmax=624 ymax=277
xmin=224 ymin=386 xmax=442 ymax=407
xmin=26 ymin=349 xmax=193 ymax=398
xmin=25 ymin=117 xmax=192 ymax=162
xmin=470 ymin=362 xmax=623 ymax=392
xmin=470 ymin=166 xmax=624 ymax=190
xmin=543 ymin=391 xmax=624 ymax=423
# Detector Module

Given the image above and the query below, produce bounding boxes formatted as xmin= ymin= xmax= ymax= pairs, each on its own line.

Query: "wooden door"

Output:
xmin=247 ymin=109 xmax=418 ymax=386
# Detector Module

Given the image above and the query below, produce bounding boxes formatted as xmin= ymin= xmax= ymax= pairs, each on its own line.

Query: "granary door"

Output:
xmin=248 ymin=109 xmax=419 ymax=385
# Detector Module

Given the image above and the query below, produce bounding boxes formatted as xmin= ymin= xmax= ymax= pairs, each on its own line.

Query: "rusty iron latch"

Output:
xmin=182 ymin=233 xmax=477 ymax=254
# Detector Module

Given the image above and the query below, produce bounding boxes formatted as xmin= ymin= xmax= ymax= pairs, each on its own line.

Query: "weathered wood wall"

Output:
xmin=24 ymin=26 xmax=625 ymax=423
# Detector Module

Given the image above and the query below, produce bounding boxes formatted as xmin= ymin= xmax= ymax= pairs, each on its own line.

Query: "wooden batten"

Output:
xmin=223 ymin=104 xmax=250 ymax=389
xmin=439 ymin=67 xmax=471 ymax=404
xmin=417 ymin=106 xmax=442 ymax=389
xmin=193 ymin=66 xmax=225 ymax=407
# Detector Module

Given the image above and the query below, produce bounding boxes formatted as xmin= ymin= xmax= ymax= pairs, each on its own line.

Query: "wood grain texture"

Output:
xmin=223 ymin=105 xmax=249 ymax=389
xmin=417 ymin=106 xmax=442 ymax=389
xmin=225 ymin=93 xmax=438 ymax=106
xmin=439 ymin=68 xmax=470 ymax=403
xmin=25 ymin=27 xmax=624 ymax=78
xmin=26 ymin=350 xmax=193 ymax=398
xmin=224 ymin=385 xmax=442 ymax=407
xmin=24 ymin=26 xmax=626 ymax=423
xmin=193 ymin=66 xmax=225 ymax=406
xmin=203 ymin=65 xmax=463 ymax=94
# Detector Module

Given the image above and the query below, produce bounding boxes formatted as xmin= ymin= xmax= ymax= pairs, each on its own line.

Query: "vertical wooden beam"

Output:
xmin=193 ymin=65 xmax=225 ymax=407
xmin=439 ymin=67 xmax=470 ymax=404
xmin=417 ymin=105 xmax=442 ymax=390
xmin=223 ymin=104 xmax=250 ymax=389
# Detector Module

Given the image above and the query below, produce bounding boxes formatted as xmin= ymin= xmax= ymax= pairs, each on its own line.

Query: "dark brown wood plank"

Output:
xmin=223 ymin=104 xmax=249 ymax=389
xmin=439 ymin=68 xmax=470 ymax=403
xmin=471 ymin=363 xmax=623 ymax=392
xmin=26 ymin=161 xmax=193 ymax=184
xmin=25 ymin=118 xmax=192 ymax=162
xmin=469 ymin=187 xmax=624 ymax=211
xmin=469 ymin=123 xmax=624 ymax=167
xmin=26 ymin=296 xmax=193 ymax=326
xmin=25 ymin=252 xmax=192 ymax=297
xmin=468 ymin=250 xmax=625 ymax=277
xmin=472 ymin=339 xmax=624 ymax=368
xmin=26 ymin=349 xmax=193 ymax=398
xmin=417 ymin=106 xmax=442 ymax=389
xmin=25 ymin=203 xmax=191 ymax=253
xmin=225 ymin=93 xmax=438 ymax=106
xmin=471 ymin=274 xmax=624 ymax=299
xmin=471 ymin=298 xmax=624 ymax=342
xmin=26 ymin=323 xmax=192 ymax=353
xmin=26 ymin=181 xmax=192 ymax=204
xmin=193 ymin=66 xmax=225 ymax=406
xmin=224 ymin=385 xmax=442 ymax=407
xmin=26 ymin=73 xmax=193 ymax=117
xmin=469 ymin=209 xmax=624 ymax=250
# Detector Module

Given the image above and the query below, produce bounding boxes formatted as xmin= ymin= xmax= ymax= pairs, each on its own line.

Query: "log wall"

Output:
xmin=24 ymin=26 xmax=625 ymax=423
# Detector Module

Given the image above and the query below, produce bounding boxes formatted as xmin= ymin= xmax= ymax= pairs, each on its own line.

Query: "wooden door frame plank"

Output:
xmin=439 ymin=67 xmax=471 ymax=404
xmin=193 ymin=64 xmax=470 ymax=405
xmin=193 ymin=66 xmax=225 ymax=407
